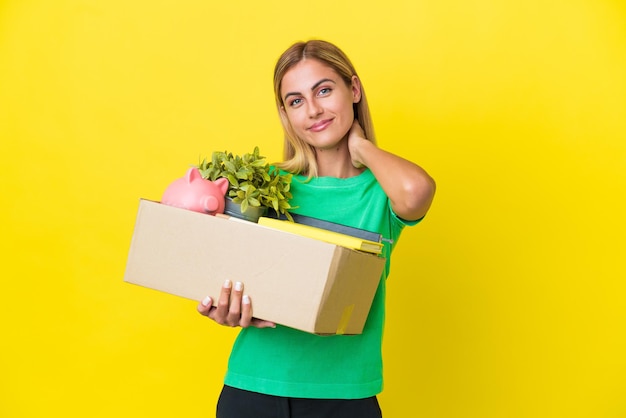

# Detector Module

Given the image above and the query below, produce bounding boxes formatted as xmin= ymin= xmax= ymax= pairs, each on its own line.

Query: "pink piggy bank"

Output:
xmin=161 ymin=167 xmax=229 ymax=215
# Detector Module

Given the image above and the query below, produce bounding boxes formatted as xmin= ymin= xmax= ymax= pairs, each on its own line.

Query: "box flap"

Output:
xmin=315 ymin=247 xmax=385 ymax=334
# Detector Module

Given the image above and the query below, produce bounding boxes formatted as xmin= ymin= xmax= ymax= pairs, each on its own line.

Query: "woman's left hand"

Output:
xmin=347 ymin=120 xmax=367 ymax=169
xmin=346 ymin=119 xmax=436 ymax=221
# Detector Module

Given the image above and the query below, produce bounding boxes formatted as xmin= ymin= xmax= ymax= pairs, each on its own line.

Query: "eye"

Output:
xmin=318 ymin=87 xmax=332 ymax=96
xmin=288 ymin=97 xmax=303 ymax=107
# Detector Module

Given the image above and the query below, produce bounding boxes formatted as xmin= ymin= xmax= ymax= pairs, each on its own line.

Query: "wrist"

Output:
xmin=354 ymin=137 xmax=375 ymax=167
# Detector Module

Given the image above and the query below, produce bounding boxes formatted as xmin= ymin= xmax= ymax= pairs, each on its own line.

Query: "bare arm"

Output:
xmin=348 ymin=121 xmax=436 ymax=221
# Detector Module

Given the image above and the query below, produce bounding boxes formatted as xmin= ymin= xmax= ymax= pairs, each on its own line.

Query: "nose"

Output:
xmin=307 ymin=99 xmax=323 ymax=118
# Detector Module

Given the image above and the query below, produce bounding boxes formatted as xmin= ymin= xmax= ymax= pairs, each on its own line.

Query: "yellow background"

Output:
xmin=1 ymin=0 xmax=625 ymax=417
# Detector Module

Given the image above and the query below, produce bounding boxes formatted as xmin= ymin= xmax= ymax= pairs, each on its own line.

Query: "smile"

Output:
xmin=308 ymin=119 xmax=333 ymax=132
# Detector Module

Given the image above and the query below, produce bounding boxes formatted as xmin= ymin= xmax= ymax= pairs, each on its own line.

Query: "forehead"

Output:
xmin=280 ymin=59 xmax=341 ymax=94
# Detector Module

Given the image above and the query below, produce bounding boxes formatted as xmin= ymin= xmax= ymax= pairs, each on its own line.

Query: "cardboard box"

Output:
xmin=124 ymin=200 xmax=386 ymax=335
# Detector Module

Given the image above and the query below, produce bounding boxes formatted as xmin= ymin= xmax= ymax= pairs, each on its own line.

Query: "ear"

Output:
xmin=186 ymin=166 xmax=202 ymax=183
xmin=351 ymin=75 xmax=362 ymax=104
xmin=214 ymin=177 xmax=229 ymax=195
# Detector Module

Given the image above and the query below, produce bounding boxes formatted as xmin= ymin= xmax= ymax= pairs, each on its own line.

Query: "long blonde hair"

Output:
xmin=273 ymin=40 xmax=376 ymax=177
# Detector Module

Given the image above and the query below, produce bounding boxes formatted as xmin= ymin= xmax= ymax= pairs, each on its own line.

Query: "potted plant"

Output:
xmin=197 ymin=147 xmax=295 ymax=222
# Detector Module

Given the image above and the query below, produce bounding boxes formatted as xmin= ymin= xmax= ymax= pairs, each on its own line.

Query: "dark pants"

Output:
xmin=216 ymin=385 xmax=383 ymax=418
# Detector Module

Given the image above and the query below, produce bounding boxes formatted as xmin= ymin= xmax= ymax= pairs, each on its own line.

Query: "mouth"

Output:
xmin=307 ymin=118 xmax=333 ymax=132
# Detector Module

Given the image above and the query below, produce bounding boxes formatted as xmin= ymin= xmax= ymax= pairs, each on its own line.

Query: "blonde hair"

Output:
xmin=273 ymin=40 xmax=376 ymax=177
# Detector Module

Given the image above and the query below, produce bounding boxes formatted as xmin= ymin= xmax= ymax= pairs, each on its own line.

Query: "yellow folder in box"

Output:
xmin=257 ymin=217 xmax=383 ymax=255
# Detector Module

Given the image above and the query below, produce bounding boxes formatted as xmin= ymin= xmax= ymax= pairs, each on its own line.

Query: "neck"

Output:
xmin=314 ymin=143 xmax=364 ymax=178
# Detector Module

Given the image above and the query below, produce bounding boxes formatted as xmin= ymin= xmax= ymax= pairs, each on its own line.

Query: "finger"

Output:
xmin=214 ymin=280 xmax=232 ymax=324
xmin=251 ymin=318 xmax=277 ymax=329
xmin=226 ymin=281 xmax=244 ymax=326
xmin=239 ymin=294 xmax=252 ymax=328
xmin=197 ymin=296 xmax=213 ymax=316
xmin=241 ymin=295 xmax=275 ymax=329
xmin=350 ymin=119 xmax=364 ymax=134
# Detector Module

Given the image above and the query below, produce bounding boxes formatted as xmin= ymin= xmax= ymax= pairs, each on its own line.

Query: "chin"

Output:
xmin=306 ymin=134 xmax=342 ymax=148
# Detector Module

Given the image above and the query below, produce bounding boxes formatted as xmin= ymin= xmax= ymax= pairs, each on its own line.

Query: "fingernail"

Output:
xmin=223 ymin=279 xmax=231 ymax=288
xmin=201 ymin=296 xmax=212 ymax=307
xmin=242 ymin=295 xmax=250 ymax=304
xmin=234 ymin=281 xmax=243 ymax=291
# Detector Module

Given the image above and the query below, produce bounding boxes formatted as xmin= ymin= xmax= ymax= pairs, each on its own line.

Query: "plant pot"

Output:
xmin=224 ymin=197 xmax=268 ymax=223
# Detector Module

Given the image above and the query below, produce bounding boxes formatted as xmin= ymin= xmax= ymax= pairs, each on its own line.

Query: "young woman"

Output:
xmin=197 ymin=39 xmax=436 ymax=418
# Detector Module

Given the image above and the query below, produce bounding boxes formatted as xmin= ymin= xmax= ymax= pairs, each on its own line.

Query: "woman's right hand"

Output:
xmin=196 ymin=279 xmax=276 ymax=329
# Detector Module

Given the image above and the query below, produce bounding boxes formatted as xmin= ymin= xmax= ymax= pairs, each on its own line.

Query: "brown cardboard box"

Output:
xmin=124 ymin=199 xmax=386 ymax=335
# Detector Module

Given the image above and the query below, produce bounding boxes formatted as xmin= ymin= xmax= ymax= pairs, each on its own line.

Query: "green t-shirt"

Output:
xmin=223 ymin=168 xmax=415 ymax=399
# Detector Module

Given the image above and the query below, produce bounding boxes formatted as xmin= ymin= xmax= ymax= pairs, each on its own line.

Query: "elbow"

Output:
xmin=397 ymin=174 xmax=436 ymax=221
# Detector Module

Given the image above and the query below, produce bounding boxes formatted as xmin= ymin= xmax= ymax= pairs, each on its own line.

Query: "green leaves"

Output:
xmin=197 ymin=147 xmax=295 ymax=220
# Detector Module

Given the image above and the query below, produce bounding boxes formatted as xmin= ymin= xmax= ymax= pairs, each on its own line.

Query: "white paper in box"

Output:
xmin=124 ymin=199 xmax=386 ymax=334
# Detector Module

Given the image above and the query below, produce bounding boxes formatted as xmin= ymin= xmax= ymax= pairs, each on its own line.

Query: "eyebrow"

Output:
xmin=283 ymin=78 xmax=336 ymax=101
